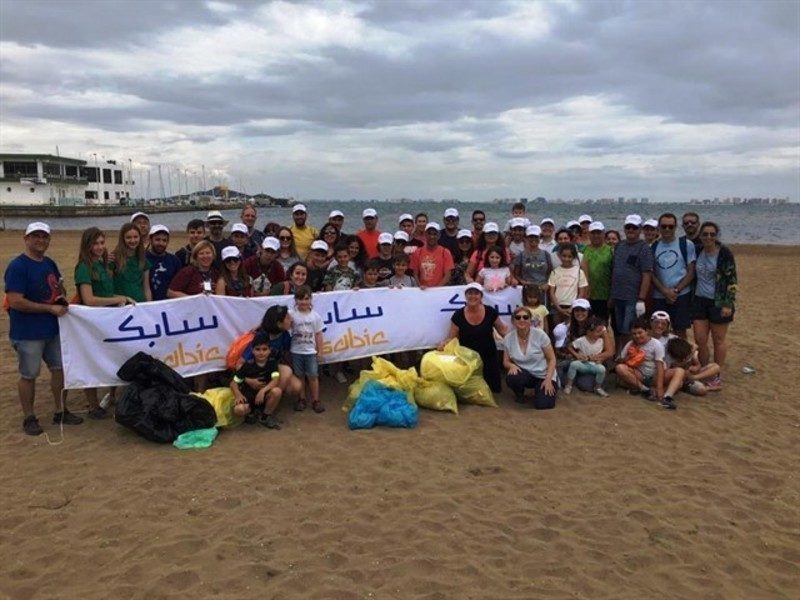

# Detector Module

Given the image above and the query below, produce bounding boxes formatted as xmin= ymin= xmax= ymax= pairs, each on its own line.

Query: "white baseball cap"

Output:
xmin=230 ymin=223 xmax=249 ymax=235
xmin=221 ymin=246 xmax=241 ymax=261
xmin=328 ymin=209 xmax=344 ymax=219
xmin=292 ymin=203 xmax=307 ymax=213
xmin=149 ymin=224 xmax=169 ymax=236
xmin=624 ymin=214 xmax=643 ymax=227
xmin=509 ymin=217 xmax=527 ymax=229
xmin=362 ymin=208 xmax=377 ymax=219
xmin=566 ymin=220 xmax=580 ymax=229
xmin=310 ymin=240 xmax=329 ymax=252
xmin=540 ymin=217 xmax=555 ymax=226
xmin=378 ymin=232 xmax=394 ymax=245
xmin=457 ymin=228 xmax=473 ymax=239
xmin=444 ymin=207 xmax=459 ymax=219
xmin=651 ymin=310 xmax=671 ymax=322
xmin=130 ymin=211 xmax=149 ymax=223
xmin=262 ymin=236 xmax=280 ymax=251
xmin=579 ymin=214 xmax=593 ymax=223
xmin=643 ymin=219 xmax=658 ymax=229
xmin=398 ymin=213 xmax=413 ymax=224
xmin=465 ymin=282 xmax=484 ymax=294
xmin=206 ymin=210 xmax=225 ymax=222
xmin=525 ymin=225 xmax=542 ymax=237
xmin=425 ymin=222 xmax=441 ymax=232
xmin=393 ymin=230 xmax=410 ymax=242
xmin=553 ymin=323 xmax=568 ymax=348
xmin=25 ymin=221 xmax=50 ymax=236
xmin=571 ymin=298 xmax=591 ymax=310
xmin=589 ymin=221 xmax=605 ymax=232
xmin=483 ymin=222 xmax=500 ymax=234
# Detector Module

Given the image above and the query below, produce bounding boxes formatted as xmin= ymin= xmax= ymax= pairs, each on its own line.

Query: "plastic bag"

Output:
xmin=344 ymin=356 xmax=419 ymax=412
xmin=414 ymin=379 xmax=458 ymax=414
xmin=454 ymin=374 xmax=496 ymax=407
xmin=173 ymin=427 xmax=218 ymax=449
xmin=348 ymin=381 xmax=418 ymax=430
xmin=420 ymin=339 xmax=482 ymax=386
xmin=226 ymin=331 xmax=255 ymax=370
xmin=193 ymin=388 xmax=243 ymax=428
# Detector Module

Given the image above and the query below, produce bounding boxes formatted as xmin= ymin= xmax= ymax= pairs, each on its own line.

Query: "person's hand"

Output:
xmin=721 ymin=306 xmax=732 ymax=318
xmin=542 ymin=379 xmax=555 ymax=396
xmin=635 ymin=301 xmax=646 ymax=317
xmin=507 ymin=364 xmax=521 ymax=375
xmin=437 ymin=340 xmax=447 ymax=351
xmin=50 ymin=304 xmax=68 ymax=317
xmin=234 ymin=395 xmax=247 ymax=405
xmin=576 ymin=352 xmax=589 ymax=361
xmin=664 ymin=289 xmax=678 ymax=303
xmin=559 ymin=306 xmax=571 ymax=316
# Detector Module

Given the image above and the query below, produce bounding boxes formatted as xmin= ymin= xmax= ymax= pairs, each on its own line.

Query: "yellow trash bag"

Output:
xmin=420 ymin=339 xmax=482 ymax=386
xmin=414 ymin=379 xmax=458 ymax=414
xmin=193 ymin=387 xmax=243 ymax=428
xmin=343 ymin=356 xmax=419 ymax=412
xmin=454 ymin=375 xmax=497 ymax=407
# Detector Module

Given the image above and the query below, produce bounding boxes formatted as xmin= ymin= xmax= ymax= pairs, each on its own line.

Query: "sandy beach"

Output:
xmin=0 ymin=229 xmax=798 ymax=599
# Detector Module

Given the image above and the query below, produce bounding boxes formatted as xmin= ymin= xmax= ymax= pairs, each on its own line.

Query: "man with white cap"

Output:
xmin=130 ymin=211 xmax=151 ymax=238
xmin=146 ymin=225 xmax=182 ymax=301
xmin=610 ymin=215 xmax=654 ymax=344
xmin=507 ymin=217 xmax=528 ymax=258
xmin=290 ymin=203 xmax=318 ymax=260
xmin=374 ymin=232 xmax=396 ymax=283
xmin=244 ymin=236 xmax=286 ymax=296
xmin=357 ymin=208 xmax=382 ymax=259
xmin=228 ymin=222 xmax=258 ymax=261
xmin=409 ymin=222 xmax=454 ymax=288
xmin=306 ymin=240 xmax=330 ymax=291
xmin=5 ymin=222 xmax=83 ymax=435
xmin=578 ymin=214 xmax=593 ymax=245
xmin=439 ymin=207 xmax=460 ymax=255
xmin=398 ymin=213 xmax=422 ymax=249
xmin=327 ymin=210 xmax=346 ymax=233
xmin=539 ymin=218 xmax=557 ymax=252
xmin=204 ymin=210 xmax=231 ymax=267
xmin=582 ymin=221 xmax=613 ymax=321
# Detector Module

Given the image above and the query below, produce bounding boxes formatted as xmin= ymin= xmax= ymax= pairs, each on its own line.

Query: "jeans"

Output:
xmin=566 ymin=361 xmax=606 ymax=387
xmin=505 ymin=370 xmax=558 ymax=409
xmin=612 ymin=299 xmax=638 ymax=334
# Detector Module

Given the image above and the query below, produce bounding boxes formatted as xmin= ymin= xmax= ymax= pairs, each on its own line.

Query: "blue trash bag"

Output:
xmin=348 ymin=380 xmax=418 ymax=430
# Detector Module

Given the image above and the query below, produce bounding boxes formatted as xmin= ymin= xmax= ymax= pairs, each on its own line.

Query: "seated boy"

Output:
xmin=230 ymin=332 xmax=282 ymax=428
xmin=614 ymin=316 xmax=665 ymax=407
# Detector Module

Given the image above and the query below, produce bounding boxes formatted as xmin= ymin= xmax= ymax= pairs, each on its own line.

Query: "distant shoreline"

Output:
xmin=0 ymin=200 xmax=282 ymax=219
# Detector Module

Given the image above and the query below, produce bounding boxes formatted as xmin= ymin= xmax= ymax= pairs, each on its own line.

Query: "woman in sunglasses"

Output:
xmin=276 ymin=227 xmax=301 ymax=273
xmin=502 ymin=306 xmax=558 ymax=409
xmin=690 ymin=222 xmax=737 ymax=386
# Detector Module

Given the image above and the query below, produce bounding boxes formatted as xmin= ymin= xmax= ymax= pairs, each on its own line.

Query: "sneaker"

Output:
xmin=683 ymin=380 xmax=706 ymax=395
xmin=563 ymin=383 xmax=573 ymax=395
xmin=87 ymin=406 xmax=109 ymax=420
xmin=259 ymin=413 xmax=281 ymax=430
xmin=705 ymin=375 xmax=722 ymax=391
xmin=334 ymin=371 xmax=348 ymax=384
xmin=660 ymin=396 xmax=677 ymax=410
xmin=23 ymin=415 xmax=43 ymax=436
xmin=53 ymin=410 xmax=83 ymax=425
xmin=312 ymin=401 xmax=325 ymax=413
xmin=594 ymin=387 xmax=609 ymax=398
xmin=294 ymin=399 xmax=307 ymax=412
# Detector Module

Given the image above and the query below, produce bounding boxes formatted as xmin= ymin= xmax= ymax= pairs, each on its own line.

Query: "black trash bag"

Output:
xmin=114 ymin=352 xmax=216 ymax=443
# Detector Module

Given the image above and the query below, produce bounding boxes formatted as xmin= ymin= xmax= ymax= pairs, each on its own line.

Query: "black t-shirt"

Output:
xmin=234 ymin=359 xmax=278 ymax=402
xmin=451 ymin=305 xmax=499 ymax=360
xmin=374 ymin=257 xmax=395 ymax=283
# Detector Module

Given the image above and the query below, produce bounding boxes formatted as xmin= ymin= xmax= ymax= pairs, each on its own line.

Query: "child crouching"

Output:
xmin=230 ymin=332 xmax=282 ymax=427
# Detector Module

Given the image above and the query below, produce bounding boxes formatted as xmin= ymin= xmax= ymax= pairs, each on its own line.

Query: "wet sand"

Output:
xmin=1 ymin=230 xmax=798 ymax=599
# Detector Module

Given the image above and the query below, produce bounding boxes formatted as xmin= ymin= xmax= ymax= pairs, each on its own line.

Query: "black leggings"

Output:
xmin=505 ymin=370 xmax=558 ymax=409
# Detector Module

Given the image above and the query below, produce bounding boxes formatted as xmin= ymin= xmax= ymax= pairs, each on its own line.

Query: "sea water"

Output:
xmin=2 ymin=202 xmax=799 ymax=245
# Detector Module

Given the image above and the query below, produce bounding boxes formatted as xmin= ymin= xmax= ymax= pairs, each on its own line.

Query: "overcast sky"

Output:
xmin=1 ymin=0 xmax=798 ymax=201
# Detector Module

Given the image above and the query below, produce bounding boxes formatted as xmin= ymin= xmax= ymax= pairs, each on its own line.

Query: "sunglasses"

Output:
xmin=513 ymin=314 xmax=531 ymax=320
xmin=683 ymin=220 xmax=698 ymax=226
xmin=701 ymin=231 xmax=717 ymax=238
xmin=278 ymin=236 xmax=292 ymax=241
xmin=659 ymin=224 xmax=675 ymax=230
xmin=323 ymin=230 xmax=337 ymax=236
xmin=224 ymin=257 xmax=241 ymax=263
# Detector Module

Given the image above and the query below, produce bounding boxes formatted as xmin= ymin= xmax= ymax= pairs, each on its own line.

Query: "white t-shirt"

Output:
xmin=548 ymin=265 xmax=588 ymax=306
xmin=478 ymin=266 xmax=511 ymax=291
xmin=571 ymin=335 xmax=604 ymax=357
xmin=289 ymin=308 xmax=324 ymax=355
xmin=620 ymin=338 xmax=664 ymax=377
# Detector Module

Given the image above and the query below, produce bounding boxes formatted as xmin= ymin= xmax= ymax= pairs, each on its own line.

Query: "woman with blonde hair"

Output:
xmin=168 ymin=240 xmax=219 ymax=297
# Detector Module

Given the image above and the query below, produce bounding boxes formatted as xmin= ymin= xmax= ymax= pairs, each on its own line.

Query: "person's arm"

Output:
xmin=541 ymin=313 xmax=550 ymax=337
xmin=79 ymin=283 xmax=130 ymax=307
xmin=493 ymin=317 xmax=509 ymax=338
xmin=5 ymin=292 xmax=67 ymax=316
xmin=438 ymin=323 xmax=459 ymax=350
xmin=577 ymin=268 xmax=589 ymax=299
xmin=675 ymin=261 xmax=695 ymax=295
xmin=141 ymin=269 xmax=152 ymax=302
xmin=464 ymin=255 xmax=478 ymax=282
xmin=541 ymin=344 xmax=557 ymax=395
xmin=502 ymin=350 xmax=520 ymax=375
xmin=654 ymin=360 xmax=664 ymax=400
xmin=567 ymin=342 xmax=584 ymax=360
xmin=596 ymin=328 xmax=616 ymax=362
xmin=315 ymin=331 xmax=324 ymax=357
xmin=476 ymin=270 xmax=485 ymax=285
xmin=230 ymin=377 xmax=247 ymax=406
xmin=215 ymin=276 xmax=226 ymax=296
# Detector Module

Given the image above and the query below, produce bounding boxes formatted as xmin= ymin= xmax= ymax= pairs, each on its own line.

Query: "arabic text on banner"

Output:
xmin=59 ymin=286 xmax=521 ymax=389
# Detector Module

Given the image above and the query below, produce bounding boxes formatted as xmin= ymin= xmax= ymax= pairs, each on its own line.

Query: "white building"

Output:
xmin=0 ymin=153 xmax=132 ymax=206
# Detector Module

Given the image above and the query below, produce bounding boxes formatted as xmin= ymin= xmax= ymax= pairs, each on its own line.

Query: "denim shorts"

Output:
xmin=11 ymin=336 xmax=63 ymax=379
xmin=291 ymin=353 xmax=319 ymax=378
xmin=613 ymin=299 xmax=638 ymax=334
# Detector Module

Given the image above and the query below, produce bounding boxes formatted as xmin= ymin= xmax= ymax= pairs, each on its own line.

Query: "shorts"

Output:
xmin=291 ymin=353 xmax=319 ymax=378
xmin=690 ymin=296 xmax=734 ymax=324
xmin=612 ymin=299 xmax=637 ymax=334
xmin=653 ymin=294 xmax=692 ymax=330
xmin=11 ymin=336 xmax=63 ymax=380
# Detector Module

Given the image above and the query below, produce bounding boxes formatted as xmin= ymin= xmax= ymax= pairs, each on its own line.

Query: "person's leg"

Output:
xmin=505 ymin=370 xmax=531 ymax=402
xmin=614 ymin=363 xmax=644 ymax=391
xmin=530 ymin=376 xmax=557 ymax=410
xmin=690 ymin=362 xmax=721 ymax=381
xmin=664 ymin=367 xmax=685 ymax=398
xmin=85 ymin=387 xmax=98 ymax=409
xmin=482 ymin=350 xmax=503 ymax=393
xmin=13 ymin=339 xmax=43 ymax=418
xmin=614 ymin=300 xmax=635 ymax=348
xmin=19 ymin=378 xmax=36 ymax=418
xmin=710 ymin=323 xmax=729 ymax=369
xmin=692 ymin=319 xmax=711 ymax=366
xmin=590 ymin=363 xmax=607 ymax=387
xmin=564 ymin=361 xmax=580 ymax=393
xmin=292 ymin=354 xmax=307 ymax=410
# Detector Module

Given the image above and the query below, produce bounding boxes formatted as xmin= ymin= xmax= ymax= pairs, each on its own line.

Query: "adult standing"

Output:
xmin=502 ymin=306 xmax=558 ymax=409
xmin=130 ymin=211 xmax=151 ymax=239
xmin=290 ymin=204 xmax=318 ymax=260
xmin=471 ymin=210 xmax=486 ymax=243
xmin=146 ymin=225 xmax=182 ymax=301
xmin=512 ymin=225 xmax=552 ymax=303
xmin=357 ymin=208 xmax=381 ymax=258
xmin=412 ymin=212 xmax=428 ymax=245
xmin=438 ymin=208 xmax=460 ymax=254
xmin=450 ymin=229 xmax=475 ymax=286
xmin=5 ymin=222 xmax=83 ymax=435
xmin=240 ymin=204 xmax=265 ymax=249
xmin=651 ymin=213 xmax=696 ymax=338
xmin=409 ymin=223 xmax=454 ymax=288
xmin=244 ymin=237 xmax=286 ymax=296
xmin=204 ymin=210 xmax=231 ymax=268
xmin=327 ymin=209 xmax=346 ymax=233
xmin=582 ymin=221 xmax=613 ymax=321
xmin=610 ymin=215 xmax=653 ymax=344
xmin=681 ymin=212 xmax=703 ymax=252
xmin=276 ymin=227 xmax=302 ymax=272
xmin=465 ymin=222 xmax=509 ymax=281
xmin=691 ymin=222 xmax=737 ymax=379
xmin=539 ymin=218 xmax=557 ymax=253
xmin=439 ymin=283 xmax=508 ymax=393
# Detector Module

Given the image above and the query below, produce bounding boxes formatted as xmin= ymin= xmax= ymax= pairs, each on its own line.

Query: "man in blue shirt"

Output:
xmin=610 ymin=215 xmax=654 ymax=345
xmin=652 ymin=213 xmax=696 ymax=338
xmin=146 ymin=224 xmax=182 ymax=301
xmin=4 ymin=222 xmax=83 ymax=435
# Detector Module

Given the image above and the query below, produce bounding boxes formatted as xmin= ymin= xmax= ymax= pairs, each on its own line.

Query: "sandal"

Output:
xmin=294 ymin=399 xmax=307 ymax=412
xmin=311 ymin=401 xmax=325 ymax=414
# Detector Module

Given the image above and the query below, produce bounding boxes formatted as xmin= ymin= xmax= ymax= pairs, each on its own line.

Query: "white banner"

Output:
xmin=60 ymin=286 xmax=521 ymax=389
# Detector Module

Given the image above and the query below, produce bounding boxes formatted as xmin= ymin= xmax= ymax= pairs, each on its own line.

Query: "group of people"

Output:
xmin=4 ymin=201 xmax=737 ymax=435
